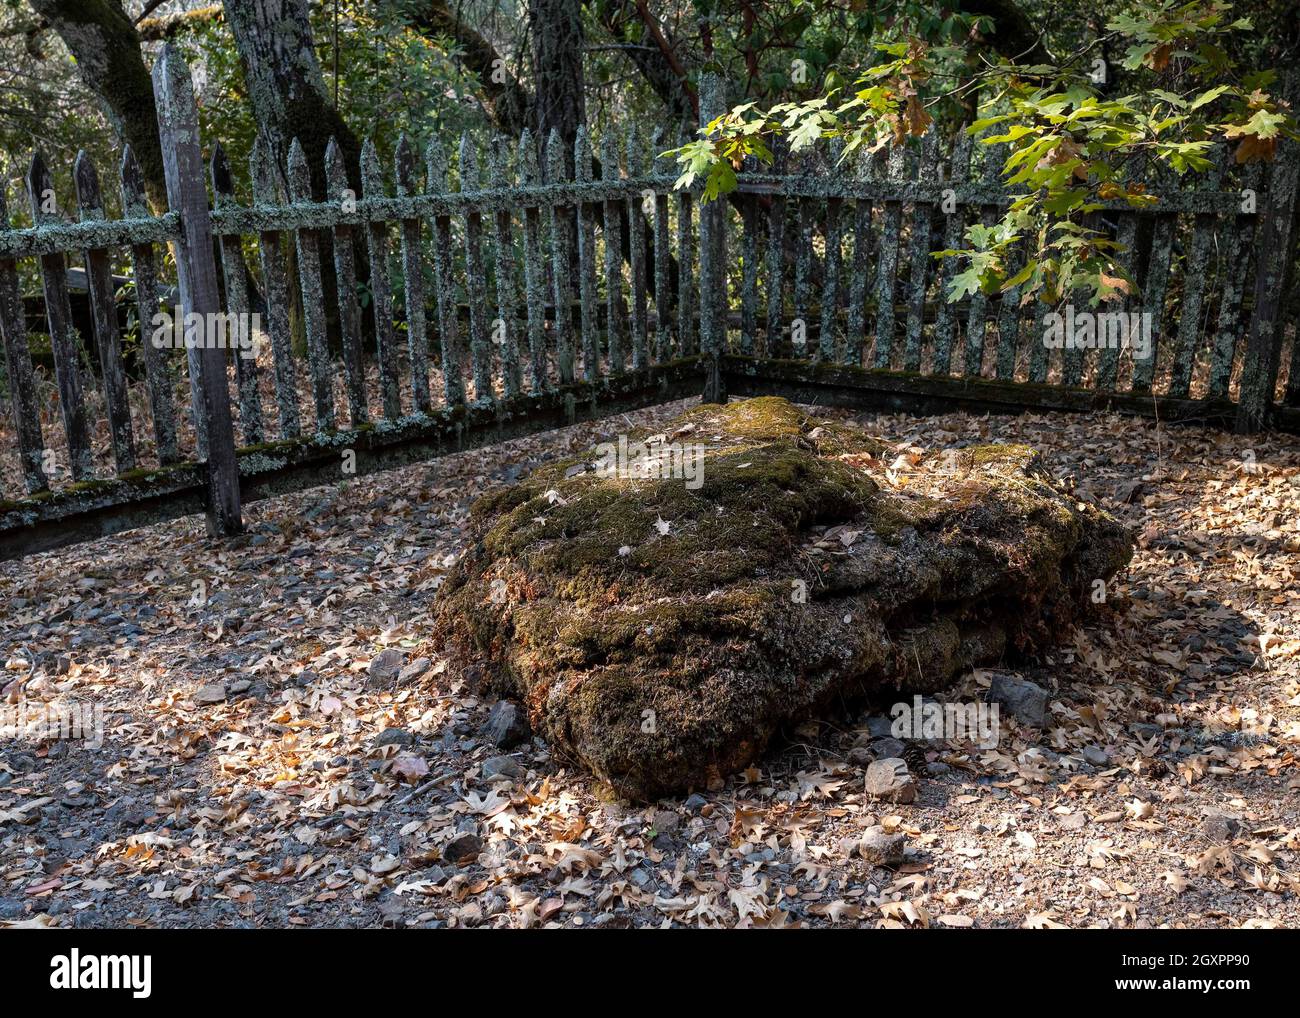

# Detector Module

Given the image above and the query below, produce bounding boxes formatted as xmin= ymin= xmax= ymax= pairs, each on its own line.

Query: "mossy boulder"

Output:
xmin=434 ymin=397 xmax=1132 ymax=800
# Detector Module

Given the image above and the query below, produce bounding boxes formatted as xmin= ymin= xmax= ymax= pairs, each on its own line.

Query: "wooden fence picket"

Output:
xmin=26 ymin=152 xmax=94 ymax=481
xmin=2 ymin=68 xmax=1297 ymax=559
xmin=211 ymin=142 xmax=265 ymax=445
xmin=0 ymin=183 xmax=48 ymax=492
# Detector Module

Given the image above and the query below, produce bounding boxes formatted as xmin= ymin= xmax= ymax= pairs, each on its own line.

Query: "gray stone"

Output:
xmin=864 ymin=758 xmax=917 ymax=804
xmin=987 ymin=673 xmax=1049 ymax=728
xmin=482 ymin=701 xmax=530 ymax=748
xmin=1083 ymin=745 xmax=1110 ymax=766
xmin=374 ymin=728 xmax=415 ymax=749
xmin=1199 ymin=811 xmax=1241 ymax=844
xmin=442 ymin=832 xmax=483 ymax=865
xmin=652 ymin=810 xmax=681 ymax=833
xmin=398 ymin=656 xmax=431 ymax=684
xmin=870 ymin=737 xmax=907 ymax=759
xmin=421 ymin=865 xmax=450 ymax=885
xmin=858 ymin=825 xmax=906 ymax=866
xmin=366 ymin=649 xmax=406 ymax=688
xmin=193 ymin=682 xmax=227 ymax=706
xmin=481 ymin=756 xmax=526 ymax=782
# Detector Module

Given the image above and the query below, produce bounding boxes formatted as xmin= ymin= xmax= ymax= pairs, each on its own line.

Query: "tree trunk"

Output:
xmin=528 ymin=0 xmax=586 ymax=169
xmin=222 ymin=0 xmax=365 ymax=353
xmin=27 ymin=0 xmax=168 ymax=210
xmin=221 ymin=0 xmax=359 ymax=198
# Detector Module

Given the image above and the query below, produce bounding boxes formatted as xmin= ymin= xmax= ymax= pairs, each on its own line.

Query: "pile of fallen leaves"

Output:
xmin=1 ymin=398 xmax=1297 ymax=928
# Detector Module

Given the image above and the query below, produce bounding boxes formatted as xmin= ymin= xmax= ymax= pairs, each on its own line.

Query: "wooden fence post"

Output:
xmin=698 ymin=72 xmax=727 ymax=404
xmin=1236 ymin=72 xmax=1300 ymax=433
xmin=152 ymin=44 xmax=242 ymax=536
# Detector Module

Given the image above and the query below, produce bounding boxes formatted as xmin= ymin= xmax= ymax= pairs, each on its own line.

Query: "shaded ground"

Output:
xmin=2 ymin=398 xmax=1298 ymax=928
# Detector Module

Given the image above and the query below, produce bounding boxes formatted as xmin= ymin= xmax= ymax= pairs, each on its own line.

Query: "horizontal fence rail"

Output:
xmin=0 ymin=56 xmax=1297 ymax=560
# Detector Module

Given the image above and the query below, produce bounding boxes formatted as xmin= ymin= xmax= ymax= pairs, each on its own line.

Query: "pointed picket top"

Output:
xmin=886 ymin=142 xmax=906 ymax=181
xmin=487 ymin=136 xmax=511 ymax=189
xmin=361 ymin=137 xmax=384 ymax=200
xmin=517 ymin=130 xmax=538 ymax=185
xmin=545 ymin=127 xmax=566 ymax=183
xmin=73 ymin=150 xmax=105 ymax=220
xmin=1204 ymin=142 xmax=1229 ymax=191
xmin=250 ymin=136 xmax=279 ymax=205
xmin=151 ymin=43 xmax=198 ymax=129
xmin=458 ymin=133 xmax=479 ymax=192
xmin=394 ymin=133 xmax=418 ymax=197
xmin=819 ymin=136 xmax=842 ymax=180
xmin=26 ymin=151 xmax=56 ymax=223
xmin=119 ymin=145 xmax=148 ymax=218
xmin=651 ymin=126 xmax=669 ymax=176
xmin=325 ymin=136 xmax=351 ymax=201
xmin=625 ymin=124 xmax=643 ymax=178
xmin=425 ymin=136 xmax=448 ymax=192
xmin=600 ymin=129 xmax=621 ymax=181
xmin=287 ymin=137 xmax=313 ymax=203
xmin=209 ymin=140 xmax=236 ymax=204
xmin=917 ymin=126 xmax=939 ymax=183
xmin=948 ymin=128 xmax=973 ymax=183
xmin=852 ymin=143 xmax=873 ymax=181
xmin=574 ymin=126 xmax=592 ymax=183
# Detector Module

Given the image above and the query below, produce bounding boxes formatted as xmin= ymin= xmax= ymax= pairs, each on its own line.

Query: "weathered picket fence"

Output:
xmin=0 ymin=48 xmax=1297 ymax=560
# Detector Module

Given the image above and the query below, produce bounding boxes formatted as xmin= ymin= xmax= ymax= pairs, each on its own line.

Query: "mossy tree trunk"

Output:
xmin=29 ymin=0 xmax=168 ymax=211
xmin=222 ymin=0 xmax=364 ymax=354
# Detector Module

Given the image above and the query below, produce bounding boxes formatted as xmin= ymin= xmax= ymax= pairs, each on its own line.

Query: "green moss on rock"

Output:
xmin=434 ymin=397 xmax=1133 ymax=800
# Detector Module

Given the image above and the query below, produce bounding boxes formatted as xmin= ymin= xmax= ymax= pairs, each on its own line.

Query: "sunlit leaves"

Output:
xmin=673 ymin=0 xmax=1295 ymax=304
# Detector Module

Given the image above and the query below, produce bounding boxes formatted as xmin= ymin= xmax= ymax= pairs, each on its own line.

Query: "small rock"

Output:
xmin=481 ymin=756 xmax=526 ymax=782
xmin=374 ymin=728 xmax=415 ymax=749
xmin=987 ymin=673 xmax=1049 ymax=728
xmin=227 ymin=678 xmax=253 ymax=696
xmin=377 ymin=893 xmax=405 ymax=927
xmin=482 ymin=701 xmax=530 ymax=748
xmin=398 ymin=657 xmax=431 ymax=684
xmin=1199 ymin=812 xmax=1241 ymax=844
xmin=366 ymin=648 xmax=406 ymax=688
xmin=193 ymin=682 xmax=227 ymax=706
xmin=870 ymin=737 xmax=906 ymax=759
xmin=858 ymin=825 xmax=906 ymax=866
xmin=1083 ymin=745 xmax=1109 ymax=767
xmin=442 ymin=832 xmax=483 ymax=865
xmin=684 ymin=794 xmax=707 ymax=811
xmin=863 ymin=716 xmax=894 ymax=739
xmin=864 ymin=757 xmax=917 ymax=804
xmin=652 ymin=810 xmax=681 ymax=834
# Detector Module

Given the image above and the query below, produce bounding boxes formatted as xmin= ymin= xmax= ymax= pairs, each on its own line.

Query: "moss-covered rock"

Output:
xmin=434 ymin=397 xmax=1132 ymax=800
